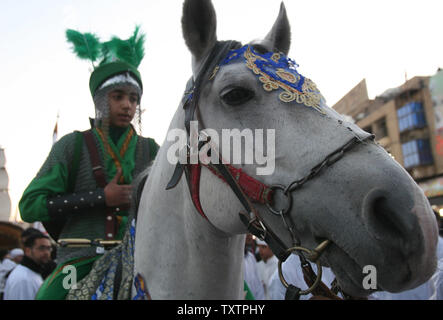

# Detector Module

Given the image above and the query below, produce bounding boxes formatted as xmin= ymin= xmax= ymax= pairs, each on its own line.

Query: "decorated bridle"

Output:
xmin=166 ymin=41 xmax=374 ymax=299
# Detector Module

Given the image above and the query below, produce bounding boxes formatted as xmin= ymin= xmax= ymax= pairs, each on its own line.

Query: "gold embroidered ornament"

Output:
xmin=216 ymin=45 xmax=325 ymax=114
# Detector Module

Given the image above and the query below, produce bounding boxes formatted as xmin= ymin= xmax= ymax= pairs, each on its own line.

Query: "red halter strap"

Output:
xmin=188 ymin=162 xmax=273 ymax=220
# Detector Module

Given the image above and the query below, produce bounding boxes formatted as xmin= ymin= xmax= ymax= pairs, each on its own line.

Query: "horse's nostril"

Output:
xmin=370 ymin=196 xmax=407 ymax=241
xmin=363 ymin=188 xmax=417 ymax=251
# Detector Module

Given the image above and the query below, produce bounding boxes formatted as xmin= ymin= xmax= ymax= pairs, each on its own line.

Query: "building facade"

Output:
xmin=333 ymin=72 xmax=443 ymax=220
xmin=0 ymin=147 xmax=11 ymax=222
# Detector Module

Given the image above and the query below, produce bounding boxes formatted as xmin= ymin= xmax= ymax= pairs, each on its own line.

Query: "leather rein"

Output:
xmin=166 ymin=41 xmax=374 ymax=299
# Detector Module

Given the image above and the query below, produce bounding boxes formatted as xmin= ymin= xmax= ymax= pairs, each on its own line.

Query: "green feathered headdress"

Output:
xmin=65 ymin=30 xmax=102 ymax=65
xmin=66 ymin=26 xmax=145 ymax=96
xmin=101 ymin=26 xmax=145 ymax=68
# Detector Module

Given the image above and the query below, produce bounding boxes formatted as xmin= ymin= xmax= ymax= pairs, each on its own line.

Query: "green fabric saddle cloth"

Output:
xmin=66 ymin=219 xmax=136 ymax=300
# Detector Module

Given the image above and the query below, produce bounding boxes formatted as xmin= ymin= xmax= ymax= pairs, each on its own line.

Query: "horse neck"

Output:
xmin=135 ymin=107 xmax=246 ymax=299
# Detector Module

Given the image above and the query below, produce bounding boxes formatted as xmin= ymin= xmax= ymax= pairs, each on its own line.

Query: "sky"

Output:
xmin=1 ymin=0 xmax=443 ymax=221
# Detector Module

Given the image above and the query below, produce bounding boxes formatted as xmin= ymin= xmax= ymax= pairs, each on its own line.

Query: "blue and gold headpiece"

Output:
xmin=214 ymin=45 xmax=325 ymax=114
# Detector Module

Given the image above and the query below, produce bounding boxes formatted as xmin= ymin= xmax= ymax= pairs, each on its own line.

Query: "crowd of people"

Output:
xmin=243 ymin=224 xmax=443 ymax=300
xmin=0 ymin=228 xmax=57 ymax=300
xmin=2 ymin=226 xmax=442 ymax=300
xmin=243 ymin=233 xmax=338 ymax=300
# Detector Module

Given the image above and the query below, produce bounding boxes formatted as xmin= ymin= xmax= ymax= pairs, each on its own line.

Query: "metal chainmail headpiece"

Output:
xmin=93 ymin=77 xmax=143 ymax=135
xmin=215 ymin=45 xmax=325 ymax=114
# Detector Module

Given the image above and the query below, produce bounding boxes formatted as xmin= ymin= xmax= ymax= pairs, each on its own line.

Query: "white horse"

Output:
xmin=134 ymin=0 xmax=438 ymax=299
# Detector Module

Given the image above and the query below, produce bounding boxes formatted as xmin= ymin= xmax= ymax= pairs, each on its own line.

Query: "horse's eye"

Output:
xmin=221 ymin=87 xmax=254 ymax=106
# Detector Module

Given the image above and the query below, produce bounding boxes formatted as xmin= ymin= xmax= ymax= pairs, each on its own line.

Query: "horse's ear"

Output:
xmin=264 ymin=2 xmax=291 ymax=55
xmin=182 ymin=0 xmax=217 ymax=62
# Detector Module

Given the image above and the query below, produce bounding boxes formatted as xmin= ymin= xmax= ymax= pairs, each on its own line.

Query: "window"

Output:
xmin=375 ymin=118 xmax=388 ymax=138
xmin=401 ymin=139 xmax=433 ymax=169
xmin=397 ymin=102 xmax=426 ymax=133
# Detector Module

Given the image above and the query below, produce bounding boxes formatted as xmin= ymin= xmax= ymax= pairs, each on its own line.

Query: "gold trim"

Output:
xmin=95 ymin=127 xmax=135 ymax=183
xmin=57 ymin=238 xmax=122 ymax=248
xmin=243 ymin=47 xmax=325 ymax=114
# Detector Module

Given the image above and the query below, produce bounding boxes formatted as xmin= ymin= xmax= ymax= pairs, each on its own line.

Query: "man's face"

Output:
xmin=25 ymin=238 xmax=52 ymax=266
xmin=258 ymin=244 xmax=273 ymax=262
xmin=107 ymin=86 xmax=139 ymax=128
xmin=245 ymin=234 xmax=254 ymax=246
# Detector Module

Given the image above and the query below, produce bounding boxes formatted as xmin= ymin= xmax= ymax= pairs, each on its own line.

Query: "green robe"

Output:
xmin=19 ymin=126 xmax=159 ymax=299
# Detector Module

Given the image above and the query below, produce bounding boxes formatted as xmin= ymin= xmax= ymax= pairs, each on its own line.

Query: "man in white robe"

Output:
xmin=4 ymin=234 xmax=52 ymax=300
xmin=244 ymin=249 xmax=265 ymax=300
xmin=268 ymin=253 xmax=337 ymax=300
xmin=256 ymin=239 xmax=278 ymax=299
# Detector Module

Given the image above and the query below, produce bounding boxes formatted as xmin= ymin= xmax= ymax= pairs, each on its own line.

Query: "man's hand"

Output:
xmin=104 ymin=168 xmax=132 ymax=207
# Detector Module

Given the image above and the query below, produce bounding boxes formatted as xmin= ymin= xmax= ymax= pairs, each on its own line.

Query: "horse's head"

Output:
xmin=181 ymin=0 xmax=438 ymax=297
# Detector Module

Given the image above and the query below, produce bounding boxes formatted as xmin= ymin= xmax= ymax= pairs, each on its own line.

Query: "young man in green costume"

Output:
xmin=19 ymin=27 xmax=159 ymax=300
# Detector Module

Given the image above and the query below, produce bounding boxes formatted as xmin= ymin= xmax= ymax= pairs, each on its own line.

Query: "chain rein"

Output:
xmin=266 ymin=136 xmax=367 ymax=217
xmin=263 ymin=134 xmax=374 ymax=298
